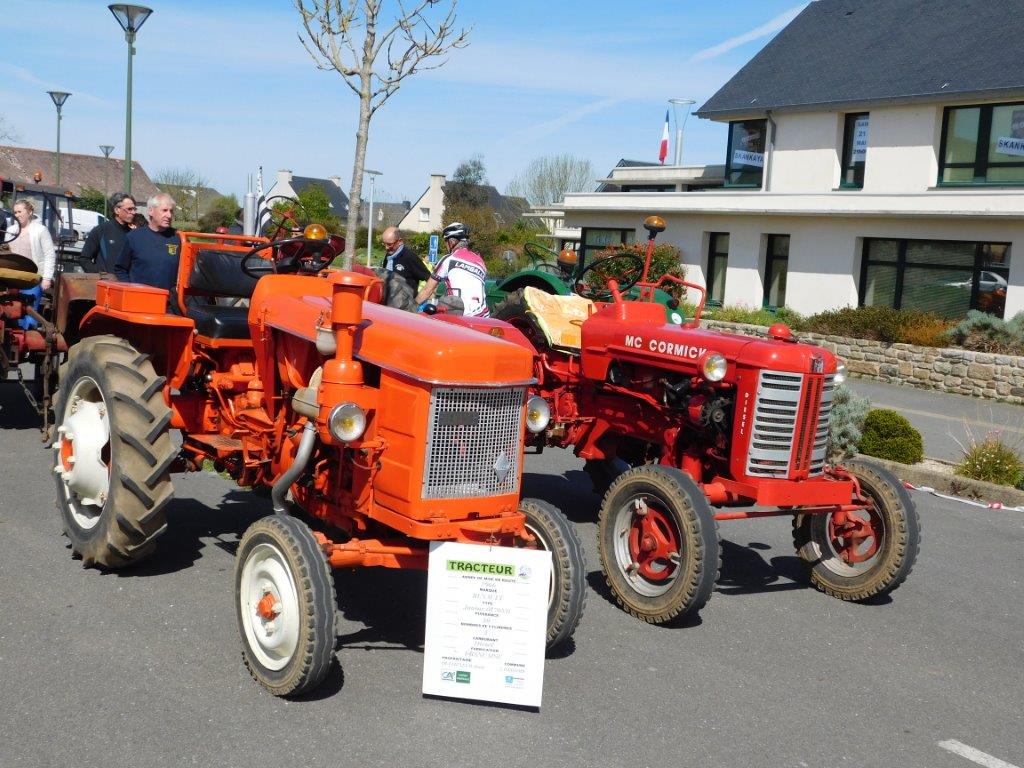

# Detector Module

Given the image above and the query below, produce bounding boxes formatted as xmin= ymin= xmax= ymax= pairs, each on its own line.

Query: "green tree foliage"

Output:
xmin=858 ymin=409 xmax=924 ymax=464
xmin=75 ymin=187 xmax=107 ymax=215
xmin=197 ymin=194 xmax=240 ymax=231
xmin=594 ymin=242 xmax=687 ymax=297
xmin=444 ymin=155 xmax=489 ymax=208
xmin=268 ymin=184 xmax=342 ymax=235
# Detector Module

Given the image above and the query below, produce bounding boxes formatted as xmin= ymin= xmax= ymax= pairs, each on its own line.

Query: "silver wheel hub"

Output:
xmin=54 ymin=379 xmax=111 ymax=530
xmin=239 ymin=542 xmax=301 ymax=671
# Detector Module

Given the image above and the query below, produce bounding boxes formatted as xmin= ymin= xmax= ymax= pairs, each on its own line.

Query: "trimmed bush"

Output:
xmin=803 ymin=305 xmax=953 ymax=346
xmin=955 ymin=434 xmax=1024 ymax=487
xmin=595 ymin=242 xmax=686 ymax=297
xmin=827 ymin=383 xmax=870 ymax=462
xmin=945 ymin=310 xmax=1024 ymax=355
xmin=858 ymin=408 xmax=924 ymax=464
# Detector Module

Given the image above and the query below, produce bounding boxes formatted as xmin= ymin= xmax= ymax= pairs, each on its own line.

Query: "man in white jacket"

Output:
xmin=9 ymin=199 xmax=56 ymax=290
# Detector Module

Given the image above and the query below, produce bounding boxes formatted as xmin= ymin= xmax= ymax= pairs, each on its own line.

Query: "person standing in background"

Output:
xmin=9 ymin=199 xmax=55 ymax=290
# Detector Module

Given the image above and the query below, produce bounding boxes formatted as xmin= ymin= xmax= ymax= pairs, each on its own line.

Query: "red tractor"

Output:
xmin=53 ymin=227 xmax=585 ymax=696
xmin=472 ymin=216 xmax=920 ymax=624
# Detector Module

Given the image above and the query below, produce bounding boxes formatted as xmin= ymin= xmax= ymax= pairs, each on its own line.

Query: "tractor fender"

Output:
xmin=495 ymin=270 xmax=570 ymax=296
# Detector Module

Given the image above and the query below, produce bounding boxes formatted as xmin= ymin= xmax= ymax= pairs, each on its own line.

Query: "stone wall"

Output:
xmin=702 ymin=320 xmax=1024 ymax=405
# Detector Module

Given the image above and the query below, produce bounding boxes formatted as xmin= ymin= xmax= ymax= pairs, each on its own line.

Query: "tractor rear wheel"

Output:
xmin=793 ymin=459 xmax=920 ymax=601
xmin=598 ymin=466 xmax=719 ymax=624
xmin=235 ymin=515 xmax=337 ymax=697
xmin=54 ymin=335 xmax=174 ymax=568
xmin=515 ymin=498 xmax=586 ymax=651
xmin=492 ymin=288 xmax=550 ymax=352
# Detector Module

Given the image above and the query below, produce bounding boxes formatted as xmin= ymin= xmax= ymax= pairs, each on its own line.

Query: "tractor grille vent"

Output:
xmin=422 ymin=386 xmax=526 ymax=499
xmin=746 ymin=371 xmax=834 ymax=479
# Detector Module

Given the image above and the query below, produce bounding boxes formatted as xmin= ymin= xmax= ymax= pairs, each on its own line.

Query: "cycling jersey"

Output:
xmin=431 ymin=246 xmax=489 ymax=317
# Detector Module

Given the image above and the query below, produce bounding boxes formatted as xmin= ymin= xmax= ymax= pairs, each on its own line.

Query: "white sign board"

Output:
xmin=996 ymin=136 xmax=1024 ymax=157
xmin=422 ymin=541 xmax=551 ymax=708
xmin=732 ymin=149 xmax=764 ymax=168
xmin=852 ymin=115 xmax=870 ymax=162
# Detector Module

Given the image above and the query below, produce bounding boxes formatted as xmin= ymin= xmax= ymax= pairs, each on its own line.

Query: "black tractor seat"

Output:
xmin=186 ymin=303 xmax=251 ymax=340
xmin=183 ymin=248 xmax=260 ymax=339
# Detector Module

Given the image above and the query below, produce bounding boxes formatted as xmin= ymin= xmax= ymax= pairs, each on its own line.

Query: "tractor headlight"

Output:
xmin=525 ymin=396 xmax=551 ymax=434
xmin=834 ymin=361 xmax=847 ymax=384
xmin=328 ymin=402 xmax=366 ymax=442
xmin=700 ymin=352 xmax=728 ymax=382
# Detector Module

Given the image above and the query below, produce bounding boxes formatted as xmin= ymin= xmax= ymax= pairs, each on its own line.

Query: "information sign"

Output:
xmin=422 ymin=541 xmax=550 ymax=708
xmin=428 ymin=234 xmax=439 ymax=264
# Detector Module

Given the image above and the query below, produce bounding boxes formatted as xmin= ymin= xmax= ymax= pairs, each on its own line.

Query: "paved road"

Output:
xmin=848 ymin=378 xmax=1024 ymax=463
xmin=1 ymin=382 xmax=1022 ymax=768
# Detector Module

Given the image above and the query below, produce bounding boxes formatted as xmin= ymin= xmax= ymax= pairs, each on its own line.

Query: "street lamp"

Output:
xmin=47 ymin=91 xmax=71 ymax=187
xmin=364 ymin=168 xmax=382 ymax=267
xmin=668 ymin=98 xmax=696 ymax=166
xmin=99 ymin=145 xmax=115 ymax=216
xmin=108 ymin=4 xmax=152 ymax=195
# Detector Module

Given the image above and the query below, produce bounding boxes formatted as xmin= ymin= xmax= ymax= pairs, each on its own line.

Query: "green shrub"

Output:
xmin=705 ymin=304 xmax=805 ymax=328
xmin=955 ymin=434 xmax=1024 ymax=487
xmin=595 ymin=242 xmax=686 ymax=297
xmin=945 ymin=310 xmax=1024 ymax=354
xmin=858 ymin=408 xmax=924 ymax=464
xmin=803 ymin=305 xmax=952 ymax=345
xmin=827 ymin=383 xmax=870 ymax=462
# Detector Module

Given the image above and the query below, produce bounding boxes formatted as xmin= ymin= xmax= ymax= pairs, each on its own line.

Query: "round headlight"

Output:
xmin=525 ymin=396 xmax=551 ymax=434
xmin=701 ymin=352 xmax=728 ymax=382
xmin=328 ymin=402 xmax=366 ymax=442
xmin=834 ymin=361 xmax=847 ymax=385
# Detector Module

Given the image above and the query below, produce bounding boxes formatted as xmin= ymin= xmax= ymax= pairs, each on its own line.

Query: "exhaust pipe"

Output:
xmin=272 ymin=421 xmax=318 ymax=515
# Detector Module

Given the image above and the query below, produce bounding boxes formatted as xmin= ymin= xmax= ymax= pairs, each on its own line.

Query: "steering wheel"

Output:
xmin=523 ymin=241 xmax=563 ymax=276
xmin=572 ymin=253 xmax=644 ymax=301
xmin=0 ymin=209 xmax=21 ymax=245
xmin=261 ymin=195 xmax=312 ymax=241
xmin=240 ymin=234 xmax=338 ymax=279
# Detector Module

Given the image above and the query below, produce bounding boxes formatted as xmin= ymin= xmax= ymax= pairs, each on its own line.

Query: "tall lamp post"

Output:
xmin=668 ymin=98 xmax=696 ymax=166
xmin=99 ymin=145 xmax=115 ymax=216
xmin=364 ymin=168 xmax=381 ymax=266
xmin=47 ymin=91 xmax=71 ymax=187
xmin=108 ymin=4 xmax=152 ymax=195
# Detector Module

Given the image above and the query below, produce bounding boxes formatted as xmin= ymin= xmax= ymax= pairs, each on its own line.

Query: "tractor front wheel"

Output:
xmin=793 ymin=459 xmax=920 ymax=601
xmin=235 ymin=515 xmax=337 ymax=697
xmin=515 ymin=498 xmax=586 ymax=652
xmin=54 ymin=335 xmax=174 ymax=568
xmin=598 ymin=466 xmax=719 ymax=624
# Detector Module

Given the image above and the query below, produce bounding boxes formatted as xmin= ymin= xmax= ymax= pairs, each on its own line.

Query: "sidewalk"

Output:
xmin=847 ymin=378 xmax=1024 ymax=462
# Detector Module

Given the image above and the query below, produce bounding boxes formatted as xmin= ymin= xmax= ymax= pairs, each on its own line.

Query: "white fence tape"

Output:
xmin=903 ymin=481 xmax=1024 ymax=512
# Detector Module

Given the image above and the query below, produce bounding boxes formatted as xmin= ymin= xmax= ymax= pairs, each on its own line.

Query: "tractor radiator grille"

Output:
xmin=746 ymin=371 xmax=835 ymax=479
xmin=422 ymin=386 xmax=526 ymax=499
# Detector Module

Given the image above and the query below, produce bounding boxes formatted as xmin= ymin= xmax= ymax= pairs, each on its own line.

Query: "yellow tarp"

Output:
xmin=523 ymin=286 xmax=593 ymax=349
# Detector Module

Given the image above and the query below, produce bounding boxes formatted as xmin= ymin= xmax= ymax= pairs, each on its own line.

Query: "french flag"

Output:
xmin=659 ymin=110 xmax=670 ymax=164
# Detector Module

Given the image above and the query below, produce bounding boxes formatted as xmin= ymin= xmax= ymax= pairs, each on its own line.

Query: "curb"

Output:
xmin=856 ymin=454 xmax=1024 ymax=508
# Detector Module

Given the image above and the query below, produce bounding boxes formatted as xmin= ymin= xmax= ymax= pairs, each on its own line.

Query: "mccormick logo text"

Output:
xmin=624 ymin=335 xmax=707 ymax=360
xmin=446 ymin=560 xmax=515 ymax=576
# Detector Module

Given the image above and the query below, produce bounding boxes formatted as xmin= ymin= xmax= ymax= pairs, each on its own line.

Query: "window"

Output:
xmin=579 ymin=227 xmax=636 ymax=268
xmin=841 ymin=113 xmax=869 ymax=188
xmin=706 ymin=233 xmax=729 ymax=305
xmin=763 ymin=235 xmax=789 ymax=308
xmin=419 ymin=207 xmax=430 ymax=221
xmin=724 ymin=119 xmax=766 ymax=188
xmin=939 ymin=102 xmax=1024 ymax=185
xmin=859 ymin=238 xmax=1011 ymax=318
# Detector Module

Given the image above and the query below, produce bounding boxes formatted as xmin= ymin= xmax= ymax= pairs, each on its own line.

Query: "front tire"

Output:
xmin=235 ymin=515 xmax=337 ymax=697
xmin=515 ymin=498 xmax=586 ymax=651
xmin=598 ymin=466 xmax=719 ymax=624
xmin=54 ymin=336 xmax=174 ymax=568
xmin=793 ymin=459 xmax=920 ymax=601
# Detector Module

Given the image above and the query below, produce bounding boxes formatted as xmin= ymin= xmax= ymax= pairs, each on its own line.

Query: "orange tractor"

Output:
xmin=53 ymin=227 xmax=585 ymax=696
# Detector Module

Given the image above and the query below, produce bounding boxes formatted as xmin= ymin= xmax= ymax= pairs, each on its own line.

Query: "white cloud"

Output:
xmin=691 ymin=3 xmax=809 ymax=61
xmin=511 ymin=97 xmax=628 ymax=145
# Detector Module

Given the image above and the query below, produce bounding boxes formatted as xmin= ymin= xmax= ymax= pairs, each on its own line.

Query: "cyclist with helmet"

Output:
xmin=415 ymin=221 xmax=489 ymax=317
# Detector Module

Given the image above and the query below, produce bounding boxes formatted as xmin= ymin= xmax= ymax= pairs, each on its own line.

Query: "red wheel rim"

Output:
xmin=627 ymin=499 xmax=680 ymax=582
xmin=827 ymin=507 xmax=882 ymax=564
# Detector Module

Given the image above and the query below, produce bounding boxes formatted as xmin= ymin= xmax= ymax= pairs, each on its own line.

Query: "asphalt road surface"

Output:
xmin=1 ymin=382 xmax=1022 ymax=768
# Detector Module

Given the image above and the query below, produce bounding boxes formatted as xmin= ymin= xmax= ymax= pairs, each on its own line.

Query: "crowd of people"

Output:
xmin=5 ymin=189 xmax=488 ymax=318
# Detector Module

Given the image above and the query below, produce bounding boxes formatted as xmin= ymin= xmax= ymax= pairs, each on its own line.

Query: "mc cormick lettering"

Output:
xmin=624 ymin=334 xmax=707 ymax=359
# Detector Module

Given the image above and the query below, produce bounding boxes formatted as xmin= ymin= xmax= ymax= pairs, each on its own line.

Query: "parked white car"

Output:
xmin=945 ymin=271 xmax=1008 ymax=293
xmin=66 ymin=208 xmax=106 ymax=252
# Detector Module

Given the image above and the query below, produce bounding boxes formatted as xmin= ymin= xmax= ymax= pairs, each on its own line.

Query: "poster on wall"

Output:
xmin=995 ymin=108 xmax=1024 ymax=157
xmin=732 ymin=149 xmax=764 ymax=168
xmin=422 ymin=541 xmax=551 ymax=708
xmin=852 ymin=115 xmax=870 ymax=162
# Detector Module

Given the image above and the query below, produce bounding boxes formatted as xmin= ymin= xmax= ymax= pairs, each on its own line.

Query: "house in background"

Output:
xmin=0 ymin=144 xmax=160 ymax=203
xmin=398 ymin=173 xmax=528 ymax=233
xmin=263 ymin=169 xmax=349 ymax=219
xmin=596 ymin=159 xmax=724 ymax=193
xmin=562 ymin=0 xmax=1024 ymax=320
xmin=358 ymin=200 xmax=411 ymax=229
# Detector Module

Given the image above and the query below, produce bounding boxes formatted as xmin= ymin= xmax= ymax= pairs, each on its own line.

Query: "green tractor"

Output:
xmin=485 ymin=242 xmax=684 ymax=324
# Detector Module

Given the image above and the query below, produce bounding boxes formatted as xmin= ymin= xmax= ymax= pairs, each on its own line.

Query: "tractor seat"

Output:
xmin=522 ymin=286 xmax=593 ymax=350
xmin=186 ymin=304 xmax=251 ymax=340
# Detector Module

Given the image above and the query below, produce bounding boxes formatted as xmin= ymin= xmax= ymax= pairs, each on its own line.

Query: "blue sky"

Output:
xmin=3 ymin=0 xmax=807 ymax=204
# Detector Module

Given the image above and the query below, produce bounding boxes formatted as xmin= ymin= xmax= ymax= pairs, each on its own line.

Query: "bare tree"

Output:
xmin=506 ymin=154 xmax=596 ymax=206
xmin=0 ymin=116 xmax=19 ymax=143
xmin=154 ymin=167 xmax=210 ymax=223
xmin=295 ymin=0 xmax=470 ymax=268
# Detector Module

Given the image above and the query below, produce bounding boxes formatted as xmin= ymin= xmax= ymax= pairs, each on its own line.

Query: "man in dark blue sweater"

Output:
xmin=114 ymin=193 xmax=181 ymax=309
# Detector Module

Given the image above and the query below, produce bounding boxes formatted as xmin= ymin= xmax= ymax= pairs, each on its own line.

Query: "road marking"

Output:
xmin=938 ymin=739 xmax=1021 ymax=768
xmin=871 ymin=402 xmax=1024 ymax=436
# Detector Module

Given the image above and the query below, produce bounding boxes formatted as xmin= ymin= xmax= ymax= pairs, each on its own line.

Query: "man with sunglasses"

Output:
xmin=381 ymin=226 xmax=430 ymax=293
xmin=80 ymin=192 xmax=137 ymax=273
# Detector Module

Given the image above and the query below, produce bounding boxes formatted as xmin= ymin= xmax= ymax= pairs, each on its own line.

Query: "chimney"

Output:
xmin=430 ymin=173 xmax=445 ymax=194
xmin=277 ymin=169 xmax=292 ymax=189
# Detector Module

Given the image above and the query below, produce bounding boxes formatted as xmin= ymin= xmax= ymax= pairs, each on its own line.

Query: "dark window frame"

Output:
xmin=706 ymin=232 xmax=729 ymax=306
xmin=763 ymin=234 xmax=790 ymax=308
xmin=578 ymin=227 xmax=635 ymax=271
xmin=840 ymin=112 xmax=869 ymax=189
xmin=858 ymin=237 xmax=1011 ymax=318
xmin=724 ymin=119 xmax=767 ymax=189
xmin=938 ymin=101 xmax=1024 ymax=186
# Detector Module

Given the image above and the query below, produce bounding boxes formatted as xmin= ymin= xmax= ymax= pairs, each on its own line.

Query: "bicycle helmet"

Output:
xmin=442 ymin=222 xmax=469 ymax=241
